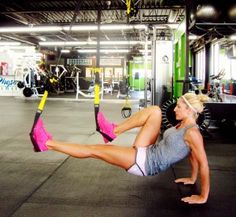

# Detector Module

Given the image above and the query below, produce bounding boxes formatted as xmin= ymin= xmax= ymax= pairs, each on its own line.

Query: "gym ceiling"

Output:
xmin=0 ymin=0 xmax=235 ymax=52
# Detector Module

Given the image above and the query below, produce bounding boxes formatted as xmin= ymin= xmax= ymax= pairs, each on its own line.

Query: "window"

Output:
xmin=231 ymin=59 xmax=236 ymax=80
xmin=195 ymin=48 xmax=205 ymax=83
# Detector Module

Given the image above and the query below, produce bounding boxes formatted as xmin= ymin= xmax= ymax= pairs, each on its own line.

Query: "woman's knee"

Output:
xmin=149 ymin=106 xmax=162 ymax=119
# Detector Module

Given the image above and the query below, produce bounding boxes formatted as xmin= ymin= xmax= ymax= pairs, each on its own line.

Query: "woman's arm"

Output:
xmin=181 ymin=129 xmax=210 ymax=204
xmin=175 ymin=152 xmax=199 ymax=184
xmin=189 ymin=152 xmax=199 ymax=182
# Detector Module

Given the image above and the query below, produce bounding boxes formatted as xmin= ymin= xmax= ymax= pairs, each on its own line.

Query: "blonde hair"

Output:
xmin=181 ymin=92 xmax=209 ymax=118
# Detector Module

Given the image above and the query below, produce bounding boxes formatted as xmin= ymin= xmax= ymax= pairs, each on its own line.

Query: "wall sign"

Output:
xmin=0 ymin=76 xmax=17 ymax=89
xmin=0 ymin=62 xmax=9 ymax=76
xmin=67 ymin=58 xmax=93 ymax=65
xmin=100 ymin=58 xmax=122 ymax=66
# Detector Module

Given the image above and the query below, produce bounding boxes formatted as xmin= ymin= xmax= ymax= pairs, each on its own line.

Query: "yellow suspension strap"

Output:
xmin=29 ymin=75 xmax=58 ymax=152
xmin=126 ymin=0 xmax=131 ymax=16
xmin=126 ymin=0 xmax=137 ymax=17
xmin=93 ymin=67 xmax=114 ymax=142
xmin=94 ymin=67 xmax=101 ymax=131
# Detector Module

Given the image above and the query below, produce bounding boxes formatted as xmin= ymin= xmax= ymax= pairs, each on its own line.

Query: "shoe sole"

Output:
xmin=97 ymin=112 xmax=115 ymax=143
xmin=29 ymin=132 xmax=42 ymax=152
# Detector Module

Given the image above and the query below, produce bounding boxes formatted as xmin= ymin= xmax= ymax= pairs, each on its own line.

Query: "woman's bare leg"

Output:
xmin=46 ymin=140 xmax=136 ymax=170
xmin=115 ymin=106 xmax=162 ymax=147
xmin=115 ymin=106 xmax=161 ymax=134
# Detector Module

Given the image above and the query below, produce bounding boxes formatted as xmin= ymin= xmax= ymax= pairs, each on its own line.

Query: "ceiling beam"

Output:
xmin=0 ymin=6 xmax=184 ymax=14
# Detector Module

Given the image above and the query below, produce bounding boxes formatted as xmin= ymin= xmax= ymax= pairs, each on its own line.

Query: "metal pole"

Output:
xmin=152 ymin=27 xmax=157 ymax=105
xmin=184 ymin=1 xmax=190 ymax=94
xmin=205 ymin=43 xmax=210 ymax=90
xmin=96 ymin=9 xmax=101 ymax=69
xmin=144 ymin=32 xmax=148 ymax=107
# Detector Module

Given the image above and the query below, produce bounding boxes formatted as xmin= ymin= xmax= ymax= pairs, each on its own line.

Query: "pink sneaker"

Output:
xmin=97 ymin=112 xmax=116 ymax=143
xmin=30 ymin=118 xmax=52 ymax=152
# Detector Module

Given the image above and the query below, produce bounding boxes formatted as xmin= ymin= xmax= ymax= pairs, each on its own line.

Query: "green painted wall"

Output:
xmin=173 ymin=19 xmax=186 ymax=98
xmin=128 ymin=57 xmax=151 ymax=90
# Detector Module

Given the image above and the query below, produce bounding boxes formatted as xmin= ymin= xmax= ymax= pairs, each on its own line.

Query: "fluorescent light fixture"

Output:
xmin=61 ymin=49 xmax=70 ymax=53
xmin=78 ymin=49 xmax=96 ymax=53
xmin=38 ymin=36 xmax=46 ymax=41
xmin=39 ymin=41 xmax=97 ymax=46
xmin=102 ymin=49 xmax=129 ymax=53
xmin=77 ymin=49 xmax=129 ymax=53
xmin=39 ymin=41 xmax=64 ymax=46
xmin=101 ymin=25 xmax=132 ymax=30
xmin=100 ymin=41 xmax=147 ymax=45
xmin=153 ymin=24 xmax=179 ymax=29
xmin=197 ymin=5 xmax=216 ymax=17
xmin=63 ymin=25 xmax=98 ymax=31
xmin=189 ymin=35 xmax=198 ymax=40
xmin=133 ymin=24 xmax=147 ymax=30
xmin=0 ymin=26 xmax=62 ymax=33
xmin=168 ymin=24 xmax=179 ymax=29
xmin=0 ymin=24 xmax=148 ymax=33
xmin=101 ymin=24 xmax=147 ymax=30
xmin=230 ymin=35 xmax=236 ymax=40
xmin=0 ymin=41 xmax=21 ymax=46
xmin=39 ymin=40 xmax=151 ymax=46
xmin=11 ymin=46 xmax=35 ymax=49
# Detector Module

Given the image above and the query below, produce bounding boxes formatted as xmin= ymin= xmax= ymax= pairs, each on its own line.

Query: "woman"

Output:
xmin=32 ymin=92 xmax=210 ymax=204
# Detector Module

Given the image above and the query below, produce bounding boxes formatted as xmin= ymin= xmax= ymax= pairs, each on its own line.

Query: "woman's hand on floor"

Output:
xmin=181 ymin=195 xmax=207 ymax=204
xmin=175 ymin=177 xmax=195 ymax=185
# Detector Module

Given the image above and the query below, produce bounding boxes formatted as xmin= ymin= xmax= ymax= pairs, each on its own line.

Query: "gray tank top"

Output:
xmin=145 ymin=124 xmax=197 ymax=176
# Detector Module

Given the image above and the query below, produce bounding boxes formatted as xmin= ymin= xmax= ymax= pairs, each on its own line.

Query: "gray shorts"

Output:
xmin=127 ymin=147 xmax=147 ymax=176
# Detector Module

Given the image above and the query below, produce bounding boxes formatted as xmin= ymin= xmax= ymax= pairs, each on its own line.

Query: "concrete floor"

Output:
xmin=0 ymin=96 xmax=236 ymax=217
